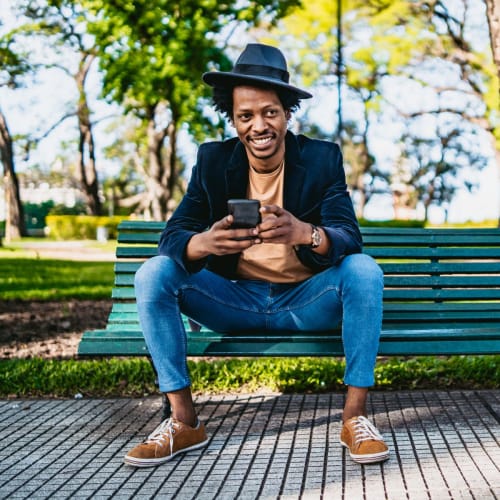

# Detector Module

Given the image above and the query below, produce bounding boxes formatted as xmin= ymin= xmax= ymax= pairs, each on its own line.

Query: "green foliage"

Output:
xmin=268 ymin=0 xmax=499 ymax=218
xmin=1 ymin=355 xmax=498 ymax=397
xmin=373 ymin=356 xmax=500 ymax=390
xmin=0 ymin=258 xmax=113 ymax=300
xmin=85 ymin=0 xmax=299 ymax=137
xmin=48 ymin=202 xmax=87 ymax=216
xmin=359 ymin=218 xmax=425 ymax=228
xmin=0 ymin=358 xmax=158 ymax=397
xmin=189 ymin=357 xmax=346 ymax=393
xmin=45 ymin=215 xmax=128 ymax=240
xmin=429 ymin=219 xmax=500 ymax=229
xmin=0 ymin=31 xmax=33 ymax=88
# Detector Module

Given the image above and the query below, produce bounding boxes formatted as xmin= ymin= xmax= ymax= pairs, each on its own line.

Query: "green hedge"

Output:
xmin=45 ymin=215 xmax=129 ymax=240
xmin=359 ymin=218 xmax=425 ymax=228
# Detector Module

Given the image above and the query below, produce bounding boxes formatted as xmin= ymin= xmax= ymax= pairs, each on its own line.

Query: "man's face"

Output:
xmin=232 ymin=86 xmax=290 ymax=172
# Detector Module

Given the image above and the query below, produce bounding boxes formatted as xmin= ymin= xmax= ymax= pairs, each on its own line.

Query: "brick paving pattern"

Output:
xmin=0 ymin=391 xmax=498 ymax=499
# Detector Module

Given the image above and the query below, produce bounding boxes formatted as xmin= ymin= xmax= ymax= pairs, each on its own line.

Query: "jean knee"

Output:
xmin=341 ymin=254 xmax=384 ymax=293
xmin=134 ymin=255 xmax=183 ymax=301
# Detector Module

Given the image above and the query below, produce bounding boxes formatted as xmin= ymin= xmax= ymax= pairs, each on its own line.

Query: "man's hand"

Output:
xmin=257 ymin=205 xmax=312 ymax=246
xmin=258 ymin=205 xmax=329 ymax=255
xmin=185 ymin=215 xmax=261 ymax=261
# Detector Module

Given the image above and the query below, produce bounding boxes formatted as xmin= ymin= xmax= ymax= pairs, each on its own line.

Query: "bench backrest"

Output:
xmin=113 ymin=222 xmax=500 ymax=329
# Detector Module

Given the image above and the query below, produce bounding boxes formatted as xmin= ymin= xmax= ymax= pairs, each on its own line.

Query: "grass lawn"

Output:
xmin=1 ymin=355 xmax=498 ymax=398
xmin=0 ymin=258 xmax=113 ymax=300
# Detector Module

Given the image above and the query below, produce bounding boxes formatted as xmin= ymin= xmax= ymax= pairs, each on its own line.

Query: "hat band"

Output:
xmin=233 ymin=63 xmax=290 ymax=84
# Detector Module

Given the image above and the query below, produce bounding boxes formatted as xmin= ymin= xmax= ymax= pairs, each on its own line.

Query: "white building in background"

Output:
xmin=0 ymin=182 xmax=86 ymax=221
xmin=21 ymin=182 xmax=84 ymax=207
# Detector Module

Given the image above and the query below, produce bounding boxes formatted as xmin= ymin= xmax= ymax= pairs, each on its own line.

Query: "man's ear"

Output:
xmin=285 ymin=110 xmax=292 ymax=121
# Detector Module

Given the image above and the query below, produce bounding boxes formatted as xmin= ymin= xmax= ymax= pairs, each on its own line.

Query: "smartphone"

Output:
xmin=228 ymin=199 xmax=261 ymax=229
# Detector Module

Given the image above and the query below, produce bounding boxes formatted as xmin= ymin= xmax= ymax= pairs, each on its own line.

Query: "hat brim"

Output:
xmin=202 ymin=71 xmax=312 ymax=99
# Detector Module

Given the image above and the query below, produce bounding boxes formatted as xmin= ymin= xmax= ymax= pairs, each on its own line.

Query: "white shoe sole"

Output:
xmin=340 ymin=439 xmax=390 ymax=464
xmin=124 ymin=437 xmax=209 ymax=467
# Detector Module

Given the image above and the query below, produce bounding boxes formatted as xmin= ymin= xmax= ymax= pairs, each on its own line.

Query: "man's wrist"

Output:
xmin=185 ymin=232 xmax=210 ymax=261
xmin=294 ymin=223 xmax=323 ymax=250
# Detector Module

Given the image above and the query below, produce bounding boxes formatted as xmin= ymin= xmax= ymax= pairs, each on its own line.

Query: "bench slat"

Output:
xmin=115 ymin=246 xmax=500 ymax=260
xmin=367 ymin=247 xmax=500 ymax=259
xmin=79 ymin=327 xmax=500 ymax=356
xmin=114 ymin=261 xmax=500 ymax=276
xmin=108 ymin=301 xmax=500 ymax=314
xmin=116 ymin=247 xmax=159 ymax=258
xmin=114 ymin=273 xmax=500 ymax=288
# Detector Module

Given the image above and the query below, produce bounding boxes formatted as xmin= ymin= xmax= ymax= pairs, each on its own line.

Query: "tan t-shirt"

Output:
xmin=236 ymin=163 xmax=314 ymax=283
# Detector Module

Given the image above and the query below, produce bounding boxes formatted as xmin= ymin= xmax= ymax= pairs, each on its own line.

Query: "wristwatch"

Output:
xmin=310 ymin=225 xmax=322 ymax=248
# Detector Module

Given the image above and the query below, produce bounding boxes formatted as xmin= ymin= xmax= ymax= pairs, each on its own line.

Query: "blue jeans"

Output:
xmin=134 ymin=253 xmax=383 ymax=393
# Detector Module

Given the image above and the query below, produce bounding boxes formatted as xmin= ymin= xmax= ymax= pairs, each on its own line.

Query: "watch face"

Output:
xmin=311 ymin=226 xmax=322 ymax=247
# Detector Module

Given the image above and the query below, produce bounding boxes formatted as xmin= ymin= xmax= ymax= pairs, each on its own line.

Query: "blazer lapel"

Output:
xmin=226 ymin=141 xmax=250 ymax=199
xmin=283 ymin=132 xmax=306 ymax=214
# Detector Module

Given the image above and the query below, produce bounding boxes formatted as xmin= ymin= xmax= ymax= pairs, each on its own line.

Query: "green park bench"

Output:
xmin=78 ymin=221 xmax=500 ymax=358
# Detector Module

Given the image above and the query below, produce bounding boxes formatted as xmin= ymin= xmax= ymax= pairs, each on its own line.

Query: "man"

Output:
xmin=125 ymin=43 xmax=388 ymax=468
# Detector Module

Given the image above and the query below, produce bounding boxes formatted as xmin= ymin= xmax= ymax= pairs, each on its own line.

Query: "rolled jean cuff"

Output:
xmin=158 ymin=378 xmax=192 ymax=394
xmin=343 ymin=373 xmax=375 ymax=388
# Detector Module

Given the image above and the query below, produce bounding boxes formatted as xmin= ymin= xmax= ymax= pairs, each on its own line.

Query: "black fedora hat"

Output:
xmin=202 ymin=43 xmax=312 ymax=99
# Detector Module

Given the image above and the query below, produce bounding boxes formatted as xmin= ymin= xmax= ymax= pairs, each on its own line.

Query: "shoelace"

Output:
xmin=353 ymin=416 xmax=383 ymax=443
xmin=145 ymin=418 xmax=177 ymax=454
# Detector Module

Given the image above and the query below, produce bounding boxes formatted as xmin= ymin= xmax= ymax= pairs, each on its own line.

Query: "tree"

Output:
xmin=271 ymin=0 xmax=497 ymax=219
xmin=365 ymin=0 xmax=499 ymax=220
xmin=0 ymin=30 xmax=31 ymax=240
xmin=484 ymin=0 xmax=500 ymax=84
xmin=18 ymin=0 xmax=103 ymax=215
xmin=396 ymin=124 xmax=487 ymax=222
xmin=85 ymin=0 xmax=300 ymax=220
xmin=266 ymin=0 xmax=437 ymax=215
xmin=483 ymin=0 xmax=500 ymax=224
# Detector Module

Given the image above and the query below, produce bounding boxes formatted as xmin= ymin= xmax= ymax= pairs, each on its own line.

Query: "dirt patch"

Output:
xmin=0 ymin=300 xmax=112 ymax=359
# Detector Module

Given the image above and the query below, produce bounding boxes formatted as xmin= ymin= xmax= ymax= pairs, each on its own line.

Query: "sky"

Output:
xmin=1 ymin=0 xmax=498 ymax=225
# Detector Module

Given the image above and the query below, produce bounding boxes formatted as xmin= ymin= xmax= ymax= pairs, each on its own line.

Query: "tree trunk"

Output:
xmin=165 ymin=120 xmax=178 ymax=218
xmin=485 ymin=0 xmax=500 ymax=83
xmin=0 ymin=109 xmax=26 ymax=240
xmin=75 ymin=54 xmax=101 ymax=215
xmin=484 ymin=0 xmax=500 ymax=226
xmin=143 ymin=108 xmax=170 ymax=221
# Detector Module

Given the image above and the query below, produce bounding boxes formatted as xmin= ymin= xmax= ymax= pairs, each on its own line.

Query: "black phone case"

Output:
xmin=228 ymin=199 xmax=261 ymax=228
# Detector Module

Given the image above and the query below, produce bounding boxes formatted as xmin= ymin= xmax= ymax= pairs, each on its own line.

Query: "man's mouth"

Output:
xmin=251 ymin=135 xmax=274 ymax=146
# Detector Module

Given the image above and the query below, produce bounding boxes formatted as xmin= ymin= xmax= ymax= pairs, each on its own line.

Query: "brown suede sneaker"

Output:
xmin=124 ymin=417 xmax=209 ymax=467
xmin=340 ymin=416 xmax=389 ymax=464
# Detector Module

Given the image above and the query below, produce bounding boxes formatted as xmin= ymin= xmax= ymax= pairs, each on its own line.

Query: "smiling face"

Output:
xmin=232 ymin=86 xmax=290 ymax=173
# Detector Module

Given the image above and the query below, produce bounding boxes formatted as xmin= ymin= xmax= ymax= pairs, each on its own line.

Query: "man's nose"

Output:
xmin=252 ymin=114 xmax=267 ymax=132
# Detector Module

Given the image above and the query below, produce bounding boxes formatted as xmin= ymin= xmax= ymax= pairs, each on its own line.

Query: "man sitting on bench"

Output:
xmin=125 ymin=43 xmax=389 ymax=467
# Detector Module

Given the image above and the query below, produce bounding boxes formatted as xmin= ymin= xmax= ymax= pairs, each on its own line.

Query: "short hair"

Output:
xmin=212 ymin=83 xmax=301 ymax=120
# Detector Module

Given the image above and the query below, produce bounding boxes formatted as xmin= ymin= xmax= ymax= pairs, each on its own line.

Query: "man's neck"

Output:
xmin=250 ymin=157 xmax=284 ymax=174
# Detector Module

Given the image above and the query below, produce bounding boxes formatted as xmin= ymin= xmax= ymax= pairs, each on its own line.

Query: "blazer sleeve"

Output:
xmin=294 ymin=142 xmax=362 ymax=270
xmin=158 ymin=149 xmax=211 ymax=274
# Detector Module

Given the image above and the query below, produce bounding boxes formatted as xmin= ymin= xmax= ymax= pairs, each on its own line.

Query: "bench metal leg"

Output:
xmin=147 ymin=356 xmax=172 ymax=421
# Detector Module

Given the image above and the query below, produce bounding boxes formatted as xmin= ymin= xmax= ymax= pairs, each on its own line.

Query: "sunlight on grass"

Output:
xmin=0 ymin=356 xmax=498 ymax=397
xmin=0 ymin=259 xmax=114 ymax=300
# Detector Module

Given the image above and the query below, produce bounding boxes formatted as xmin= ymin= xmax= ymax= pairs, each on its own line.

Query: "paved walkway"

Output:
xmin=0 ymin=390 xmax=498 ymax=499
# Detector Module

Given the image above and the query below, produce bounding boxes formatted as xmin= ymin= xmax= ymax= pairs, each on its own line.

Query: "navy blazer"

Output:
xmin=159 ymin=131 xmax=362 ymax=279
